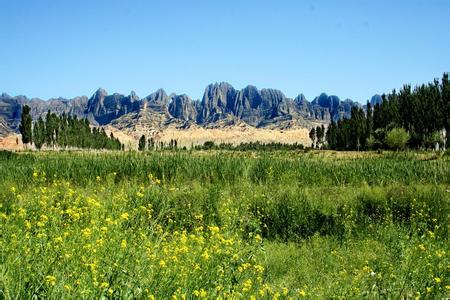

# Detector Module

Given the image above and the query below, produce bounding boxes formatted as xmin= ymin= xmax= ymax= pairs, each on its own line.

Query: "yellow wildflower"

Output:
xmin=209 ymin=226 xmax=220 ymax=234
xmin=120 ymin=212 xmax=129 ymax=221
xmin=18 ymin=208 xmax=26 ymax=218
xmin=81 ymin=228 xmax=92 ymax=238
xmin=254 ymin=234 xmax=262 ymax=243
xmin=99 ymin=282 xmax=109 ymax=289
xmin=201 ymin=250 xmax=210 ymax=261
xmin=25 ymin=220 xmax=32 ymax=230
xmin=254 ymin=264 xmax=264 ymax=273
xmin=199 ymin=289 xmax=207 ymax=298
xmin=242 ymin=279 xmax=252 ymax=292
xmin=45 ymin=275 xmax=56 ymax=286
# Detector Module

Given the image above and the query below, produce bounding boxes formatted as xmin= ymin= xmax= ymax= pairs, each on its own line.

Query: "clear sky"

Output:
xmin=1 ymin=0 xmax=449 ymax=103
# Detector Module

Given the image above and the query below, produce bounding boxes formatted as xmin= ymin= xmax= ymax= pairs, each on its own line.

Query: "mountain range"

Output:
xmin=0 ymin=83 xmax=382 ymax=138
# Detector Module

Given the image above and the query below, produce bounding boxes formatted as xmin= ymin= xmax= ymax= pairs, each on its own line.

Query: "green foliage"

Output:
xmin=202 ymin=141 xmax=215 ymax=150
xmin=33 ymin=116 xmax=46 ymax=150
xmin=19 ymin=105 xmax=33 ymax=145
xmin=425 ymin=131 xmax=445 ymax=149
xmin=315 ymin=125 xmax=324 ymax=148
xmin=327 ymin=73 xmax=448 ymax=150
xmin=366 ymin=134 xmax=379 ymax=150
xmin=385 ymin=128 xmax=410 ymax=150
xmin=147 ymin=137 xmax=156 ymax=150
xmin=138 ymin=134 xmax=146 ymax=151
xmin=30 ymin=112 xmax=123 ymax=150
xmin=0 ymin=151 xmax=448 ymax=298
xmin=195 ymin=141 xmax=304 ymax=151
xmin=309 ymin=127 xmax=316 ymax=148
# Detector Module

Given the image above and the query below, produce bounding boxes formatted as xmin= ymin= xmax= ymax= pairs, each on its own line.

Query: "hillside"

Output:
xmin=0 ymin=84 xmax=364 ymax=140
xmin=0 ymin=82 xmax=366 ymax=148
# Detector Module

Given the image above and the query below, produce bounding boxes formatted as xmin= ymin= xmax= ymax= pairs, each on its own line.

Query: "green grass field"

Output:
xmin=0 ymin=150 xmax=448 ymax=298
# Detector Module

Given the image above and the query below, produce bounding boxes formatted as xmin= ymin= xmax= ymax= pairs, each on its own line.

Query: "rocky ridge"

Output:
xmin=0 ymin=83 xmax=366 ymax=137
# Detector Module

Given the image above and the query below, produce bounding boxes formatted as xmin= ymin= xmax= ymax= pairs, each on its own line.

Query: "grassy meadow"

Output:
xmin=0 ymin=150 xmax=448 ymax=298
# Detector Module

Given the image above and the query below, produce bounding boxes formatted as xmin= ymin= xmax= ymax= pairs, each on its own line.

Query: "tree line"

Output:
xmin=310 ymin=73 xmax=449 ymax=151
xmin=194 ymin=141 xmax=305 ymax=151
xmin=19 ymin=73 xmax=448 ymax=152
xmin=20 ymin=107 xmax=123 ymax=150
xmin=138 ymin=135 xmax=179 ymax=151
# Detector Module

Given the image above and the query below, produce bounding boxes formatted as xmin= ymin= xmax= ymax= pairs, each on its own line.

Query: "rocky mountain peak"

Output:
xmin=1 ymin=83 xmax=362 ymax=134
xmin=129 ymin=91 xmax=139 ymax=101
xmin=295 ymin=94 xmax=307 ymax=104
xmin=146 ymin=88 xmax=169 ymax=103
xmin=169 ymin=94 xmax=197 ymax=121
xmin=199 ymin=82 xmax=237 ymax=123
xmin=94 ymin=88 xmax=108 ymax=98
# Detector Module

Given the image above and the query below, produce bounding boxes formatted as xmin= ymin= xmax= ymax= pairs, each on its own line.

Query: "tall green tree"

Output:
xmin=33 ymin=116 xmax=46 ymax=150
xmin=138 ymin=135 xmax=146 ymax=151
xmin=315 ymin=125 xmax=324 ymax=149
xmin=326 ymin=121 xmax=337 ymax=149
xmin=329 ymin=73 xmax=448 ymax=151
xmin=31 ymin=111 xmax=123 ymax=151
xmin=366 ymin=102 xmax=373 ymax=139
xmin=350 ymin=107 xmax=366 ymax=150
xmin=442 ymin=73 xmax=450 ymax=148
xmin=309 ymin=127 xmax=316 ymax=148
xmin=148 ymin=137 xmax=155 ymax=150
xmin=19 ymin=105 xmax=33 ymax=146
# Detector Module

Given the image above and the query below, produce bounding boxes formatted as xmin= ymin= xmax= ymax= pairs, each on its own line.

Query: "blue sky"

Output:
xmin=1 ymin=0 xmax=449 ymax=103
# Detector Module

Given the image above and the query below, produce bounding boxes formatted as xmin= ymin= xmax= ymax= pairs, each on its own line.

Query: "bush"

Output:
xmin=203 ymin=141 xmax=215 ymax=150
xmin=385 ymin=128 xmax=410 ymax=150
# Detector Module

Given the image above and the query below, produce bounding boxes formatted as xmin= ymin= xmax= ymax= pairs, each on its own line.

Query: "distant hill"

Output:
xmin=0 ymin=83 xmax=367 ymax=138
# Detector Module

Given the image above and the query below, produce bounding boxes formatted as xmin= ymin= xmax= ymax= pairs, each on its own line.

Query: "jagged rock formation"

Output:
xmin=86 ymin=89 xmax=140 ymax=125
xmin=169 ymin=94 xmax=197 ymax=121
xmin=0 ymin=82 xmax=366 ymax=134
xmin=0 ymin=117 xmax=12 ymax=137
xmin=0 ymin=93 xmax=88 ymax=131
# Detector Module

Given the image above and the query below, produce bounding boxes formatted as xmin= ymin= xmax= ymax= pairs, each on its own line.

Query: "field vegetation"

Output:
xmin=0 ymin=150 xmax=448 ymax=298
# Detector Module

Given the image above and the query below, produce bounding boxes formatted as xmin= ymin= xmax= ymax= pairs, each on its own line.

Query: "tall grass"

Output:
xmin=0 ymin=150 xmax=448 ymax=298
xmin=0 ymin=150 xmax=448 ymax=187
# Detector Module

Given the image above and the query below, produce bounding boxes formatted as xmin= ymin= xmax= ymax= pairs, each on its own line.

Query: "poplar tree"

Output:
xmin=309 ymin=127 xmax=316 ymax=148
xmin=33 ymin=116 xmax=46 ymax=150
xmin=316 ymin=126 xmax=323 ymax=149
xmin=138 ymin=135 xmax=146 ymax=151
xmin=19 ymin=105 xmax=33 ymax=146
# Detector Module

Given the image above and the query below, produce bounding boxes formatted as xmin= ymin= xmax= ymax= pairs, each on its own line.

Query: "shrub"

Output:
xmin=385 ymin=128 xmax=410 ymax=150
